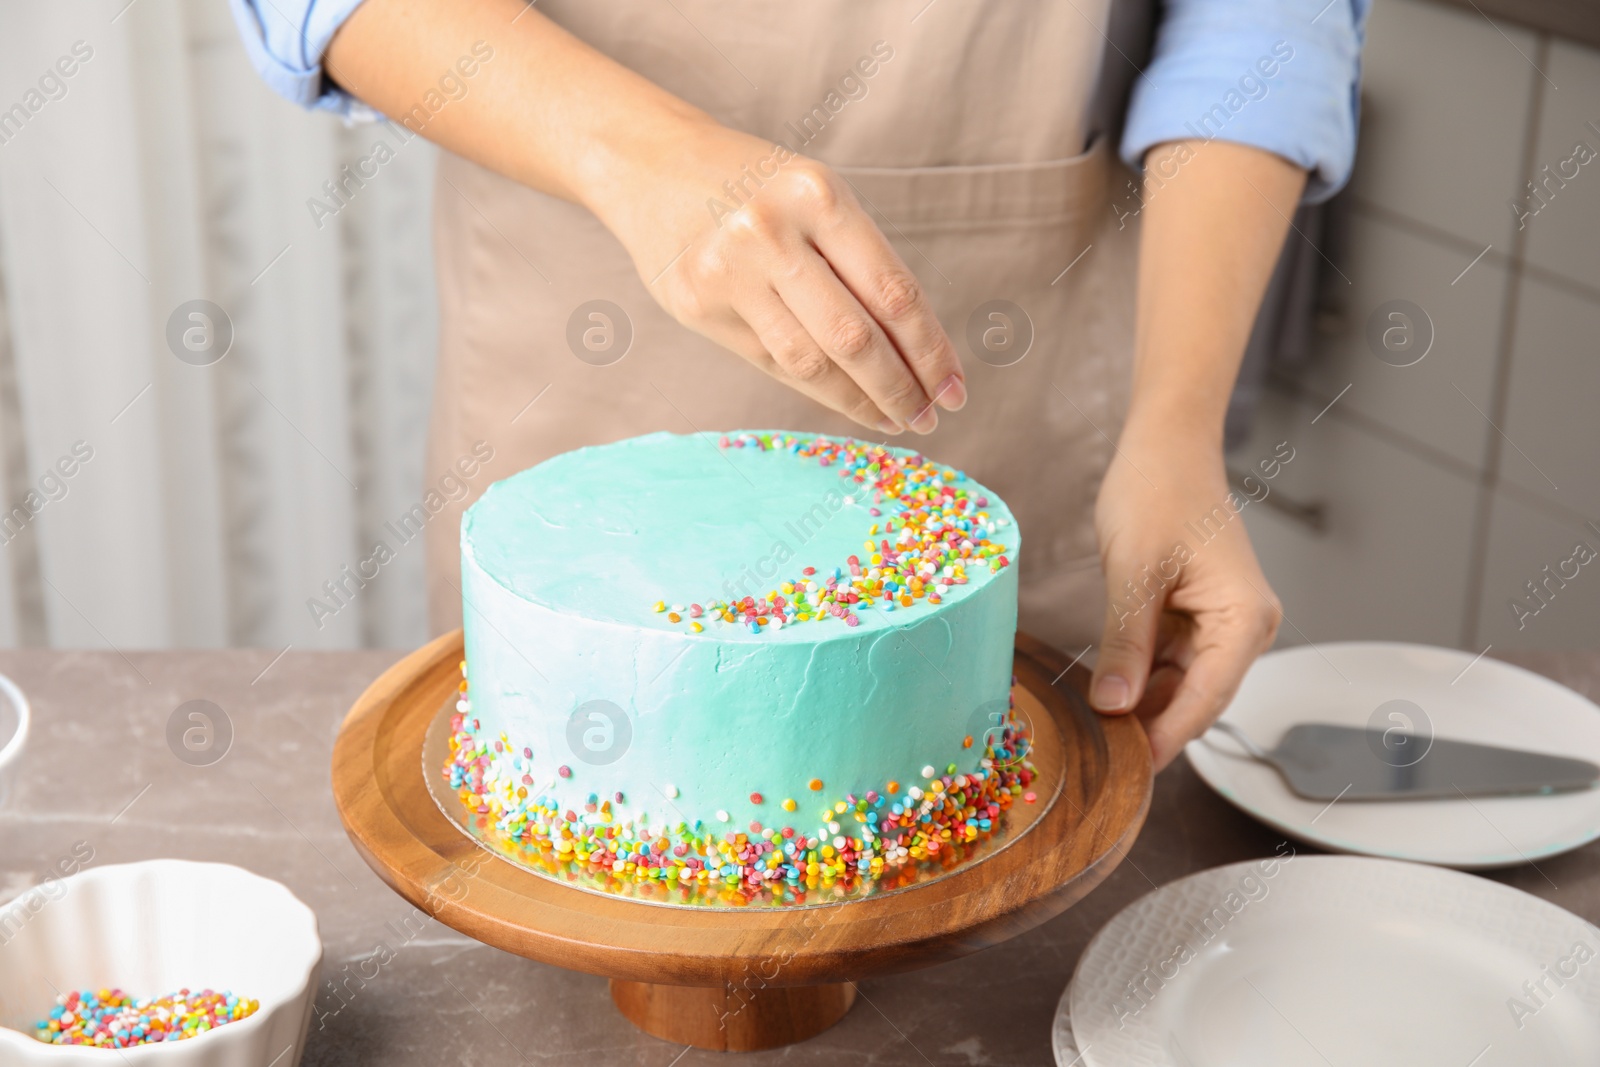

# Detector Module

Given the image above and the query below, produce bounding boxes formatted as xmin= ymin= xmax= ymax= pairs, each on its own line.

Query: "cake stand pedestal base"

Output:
xmin=333 ymin=629 xmax=1151 ymax=1052
xmin=609 ymin=977 xmax=857 ymax=1051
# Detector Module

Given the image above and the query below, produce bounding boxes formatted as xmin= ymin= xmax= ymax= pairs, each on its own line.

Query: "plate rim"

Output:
xmin=1184 ymin=640 xmax=1600 ymax=869
xmin=1066 ymin=854 xmax=1600 ymax=1066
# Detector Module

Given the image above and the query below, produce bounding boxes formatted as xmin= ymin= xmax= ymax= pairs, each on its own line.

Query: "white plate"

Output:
xmin=1052 ymin=980 xmax=1086 ymax=1065
xmin=1068 ymin=856 xmax=1600 ymax=1067
xmin=1185 ymin=642 xmax=1600 ymax=868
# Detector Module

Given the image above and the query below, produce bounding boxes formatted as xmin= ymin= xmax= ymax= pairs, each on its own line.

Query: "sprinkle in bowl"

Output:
xmin=0 ymin=860 xmax=321 ymax=1065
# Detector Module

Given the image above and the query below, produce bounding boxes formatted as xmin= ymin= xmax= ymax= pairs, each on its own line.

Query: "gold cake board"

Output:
xmin=332 ymin=629 xmax=1151 ymax=1051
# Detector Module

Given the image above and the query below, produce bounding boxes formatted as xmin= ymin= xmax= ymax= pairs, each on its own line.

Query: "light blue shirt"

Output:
xmin=228 ymin=0 xmax=1367 ymax=204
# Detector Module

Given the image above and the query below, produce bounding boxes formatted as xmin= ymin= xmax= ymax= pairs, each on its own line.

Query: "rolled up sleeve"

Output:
xmin=227 ymin=0 xmax=372 ymax=116
xmin=1120 ymin=0 xmax=1369 ymax=204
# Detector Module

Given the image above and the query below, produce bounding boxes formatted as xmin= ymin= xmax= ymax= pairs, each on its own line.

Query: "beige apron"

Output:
xmin=425 ymin=0 xmax=1140 ymax=654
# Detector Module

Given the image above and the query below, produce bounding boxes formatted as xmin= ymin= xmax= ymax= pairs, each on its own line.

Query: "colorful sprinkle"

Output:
xmin=447 ymin=647 xmax=1035 ymax=905
xmin=749 ymin=792 xmax=763 ymax=804
xmin=650 ymin=435 xmax=1012 ymax=631
xmin=557 ymin=765 xmax=572 ymax=778
xmin=34 ymin=988 xmax=259 ymax=1049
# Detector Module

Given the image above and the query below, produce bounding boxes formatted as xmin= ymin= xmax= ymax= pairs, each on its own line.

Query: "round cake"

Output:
xmin=444 ymin=430 xmax=1032 ymax=904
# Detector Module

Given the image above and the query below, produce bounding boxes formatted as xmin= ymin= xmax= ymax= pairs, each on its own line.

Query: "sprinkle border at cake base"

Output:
xmin=441 ymin=662 xmax=1039 ymax=909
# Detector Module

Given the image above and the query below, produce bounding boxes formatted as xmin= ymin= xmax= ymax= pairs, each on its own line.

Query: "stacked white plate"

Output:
xmin=1056 ymin=642 xmax=1600 ymax=1065
xmin=1055 ymin=856 xmax=1600 ymax=1066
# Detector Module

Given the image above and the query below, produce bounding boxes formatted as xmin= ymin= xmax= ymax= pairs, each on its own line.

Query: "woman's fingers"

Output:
xmin=772 ymin=243 xmax=936 ymax=434
xmin=1131 ymin=662 xmax=1186 ymax=723
xmin=1089 ymin=552 xmax=1165 ymax=714
xmin=733 ymin=290 xmax=896 ymax=432
xmin=812 ymin=213 xmax=967 ymax=423
xmin=646 ymin=143 xmax=965 ymax=431
xmin=1139 ymin=599 xmax=1278 ymax=770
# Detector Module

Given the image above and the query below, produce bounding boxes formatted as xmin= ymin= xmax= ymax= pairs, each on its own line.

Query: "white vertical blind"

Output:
xmin=0 ymin=0 xmax=438 ymax=650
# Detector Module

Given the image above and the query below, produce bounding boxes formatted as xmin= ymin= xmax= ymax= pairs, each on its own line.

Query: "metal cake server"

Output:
xmin=1208 ymin=720 xmax=1600 ymax=801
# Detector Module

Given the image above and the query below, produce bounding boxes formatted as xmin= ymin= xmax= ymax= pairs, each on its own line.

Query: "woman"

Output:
xmin=232 ymin=0 xmax=1366 ymax=770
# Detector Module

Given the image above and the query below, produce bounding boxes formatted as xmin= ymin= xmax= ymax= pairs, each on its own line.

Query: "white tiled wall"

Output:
xmin=1348 ymin=0 xmax=1537 ymax=248
xmin=1230 ymin=390 xmax=1480 ymax=647
xmin=1500 ymin=279 xmax=1600 ymax=512
xmin=1475 ymin=491 xmax=1600 ymax=646
xmin=1235 ymin=0 xmax=1600 ymax=652
xmin=1522 ymin=41 xmax=1600 ymax=286
xmin=1294 ymin=214 xmax=1505 ymax=465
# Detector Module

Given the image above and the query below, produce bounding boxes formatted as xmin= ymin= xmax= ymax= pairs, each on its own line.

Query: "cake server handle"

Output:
xmin=1208 ymin=720 xmax=1272 ymax=762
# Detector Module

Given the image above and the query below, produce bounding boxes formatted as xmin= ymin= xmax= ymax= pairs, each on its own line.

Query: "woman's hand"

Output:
xmin=328 ymin=0 xmax=964 ymax=435
xmin=581 ymin=116 xmax=965 ymax=435
xmin=1088 ymin=426 xmax=1282 ymax=771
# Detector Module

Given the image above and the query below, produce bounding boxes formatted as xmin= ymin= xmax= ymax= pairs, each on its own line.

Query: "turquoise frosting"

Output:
xmin=460 ymin=431 xmax=1020 ymax=837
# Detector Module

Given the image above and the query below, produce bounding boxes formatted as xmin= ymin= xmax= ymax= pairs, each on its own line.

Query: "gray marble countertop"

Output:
xmin=2 ymin=648 xmax=1598 ymax=1066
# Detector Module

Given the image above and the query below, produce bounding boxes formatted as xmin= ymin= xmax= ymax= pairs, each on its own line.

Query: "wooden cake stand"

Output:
xmin=331 ymin=630 xmax=1151 ymax=1051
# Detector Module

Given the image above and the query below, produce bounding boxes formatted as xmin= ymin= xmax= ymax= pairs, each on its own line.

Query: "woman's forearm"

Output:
xmin=1087 ymin=140 xmax=1302 ymax=761
xmin=325 ymin=0 xmax=709 ymax=216
xmin=1123 ymin=140 xmax=1307 ymax=449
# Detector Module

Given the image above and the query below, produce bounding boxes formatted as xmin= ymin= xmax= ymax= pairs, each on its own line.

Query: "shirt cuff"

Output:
xmin=227 ymin=0 xmax=375 ymax=118
xmin=1120 ymin=0 xmax=1368 ymax=204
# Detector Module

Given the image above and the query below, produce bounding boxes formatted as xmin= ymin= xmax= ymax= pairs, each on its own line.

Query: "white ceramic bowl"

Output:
xmin=0 ymin=670 xmax=30 ymax=808
xmin=0 ymin=861 xmax=321 ymax=1065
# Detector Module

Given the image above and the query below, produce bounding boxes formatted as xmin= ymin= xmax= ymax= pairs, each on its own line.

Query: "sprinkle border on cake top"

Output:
xmin=443 ymin=661 xmax=1037 ymax=907
xmin=650 ymin=433 xmax=1012 ymax=634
